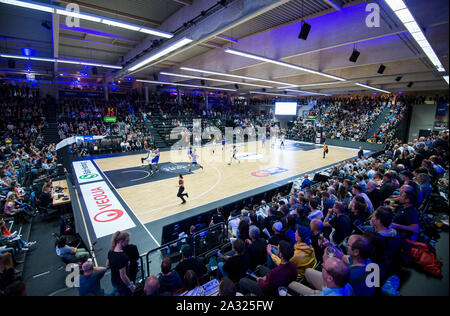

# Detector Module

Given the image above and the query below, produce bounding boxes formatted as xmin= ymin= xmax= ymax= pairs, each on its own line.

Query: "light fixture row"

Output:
xmin=0 ymin=0 xmax=173 ymax=39
xmin=136 ymin=79 xmax=236 ymax=92
xmin=0 ymin=53 xmax=122 ymax=69
xmin=384 ymin=0 xmax=445 ymax=72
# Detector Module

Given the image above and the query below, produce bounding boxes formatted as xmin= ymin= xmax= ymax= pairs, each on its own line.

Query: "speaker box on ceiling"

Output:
xmin=91 ymin=67 xmax=98 ymax=75
xmin=262 ymin=88 xmax=266 ymax=92
xmin=201 ymin=80 xmax=205 ymax=86
xmin=153 ymin=74 xmax=158 ymax=81
xmin=8 ymin=59 xmax=15 ymax=69
xmin=407 ymin=82 xmax=413 ymax=88
xmin=395 ymin=76 xmax=402 ymax=82
xmin=298 ymin=22 xmax=311 ymax=40
xmin=234 ymin=84 xmax=239 ymax=89
xmin=349 ymin=50 xmax=360 ymax=63
xmin=377 ymin=64 xmax=386 ymax=74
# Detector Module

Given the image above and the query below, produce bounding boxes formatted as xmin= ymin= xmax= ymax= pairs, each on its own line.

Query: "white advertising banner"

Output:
xmin=73 ymin=160 xmax=103 ymax=184
xmin=80 ymin=181 xmax=136 ymax=238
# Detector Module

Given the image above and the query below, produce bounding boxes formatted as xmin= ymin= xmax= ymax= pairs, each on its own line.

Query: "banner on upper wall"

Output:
xmin=104 ymin=116 xmax=117 ymax=123
xmin=75 ymin=136 xmax=95 ymax=144
xmin=73 ymin=160 xmax=103 ymax=184
xmin=435 ymin=104 xmax=448 ymax=118
xmin=59 ymin=90 xmax=104 ymax=98
xmin=80 ymin=181 xmax=136 ymax=238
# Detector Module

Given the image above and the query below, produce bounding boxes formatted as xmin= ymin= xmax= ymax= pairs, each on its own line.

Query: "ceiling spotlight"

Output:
xmin=349 ymin=49 xmax=360 ymax=63
xmin=298 ymin=21 xmax=311 ymax=40
xmin=377 ymin=64 xmax=386 ymax=74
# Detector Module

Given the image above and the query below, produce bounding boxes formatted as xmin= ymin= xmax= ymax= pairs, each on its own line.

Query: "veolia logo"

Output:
xmin=94 ymin=209 xmax=124 ymax=223
xmin=79 ymin=173 xmax=99 ymax=180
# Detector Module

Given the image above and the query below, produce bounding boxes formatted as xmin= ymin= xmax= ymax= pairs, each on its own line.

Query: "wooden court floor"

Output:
xmin=94 ymin=140 xmax=358 ymax=224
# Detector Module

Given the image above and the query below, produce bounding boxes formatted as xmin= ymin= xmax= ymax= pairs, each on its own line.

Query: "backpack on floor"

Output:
xmin=406 ymin=239 xmax=443 ymax=279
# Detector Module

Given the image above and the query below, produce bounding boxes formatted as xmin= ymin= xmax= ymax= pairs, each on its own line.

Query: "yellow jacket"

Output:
xmin=271 ymin=242 xmax=317 ymax=281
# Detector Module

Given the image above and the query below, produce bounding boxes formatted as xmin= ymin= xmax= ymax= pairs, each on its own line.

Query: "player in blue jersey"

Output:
xmin=189 ymin=148 xmax=204 ymax=172
xmin=151 ymin=148 xmax=160 ymax=172
xmin=221 ymin=136 xmax=226 ymax=151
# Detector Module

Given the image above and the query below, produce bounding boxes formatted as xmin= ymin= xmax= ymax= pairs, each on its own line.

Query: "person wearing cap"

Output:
xmin=174 ymin=245 xmax=207 ymax=281
xmin=78 ymin=261 xmax=106 ymax=296
xmin=268 ymin=226 xmax=317 ymax=281
xmin=268 ymin=221 xmax=285 ymax=246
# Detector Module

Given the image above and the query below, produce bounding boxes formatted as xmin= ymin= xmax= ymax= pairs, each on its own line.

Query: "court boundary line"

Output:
xmin=92 ymin=141 xmax=364 ymax=242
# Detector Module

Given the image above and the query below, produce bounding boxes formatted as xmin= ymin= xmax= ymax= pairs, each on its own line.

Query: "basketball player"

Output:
xmin=177 ymin=174 xmax=189 ymax=204
xmin=261 ymin=132 xmax=266 ymax=148
xmin=151 ymin=148 xmax=160 ymax=172
xmin=221 ymin=136 xmax=226 ymax=151
xmin=228 ymin=145 xmax=241 ymax=165
xmin=212 ymin=138 xmax=217 ymax=154
xmin=189 ymin=148 xmax=203 ymax=172
xmin=141 ymin=141 xmax=151 ymax=165
xmin=323 ymin=142 xmax=329 ymax=159
xmin=280 ymin=133 xmax=285 ymax=149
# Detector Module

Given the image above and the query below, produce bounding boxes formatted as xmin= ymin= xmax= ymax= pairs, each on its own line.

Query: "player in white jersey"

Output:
xmin=212 ymin=138 xmax=216 ymax=154
xmin=228 ymin=145 xmax=241 ymax=165
xmin=280 ymin=133 xmax=285 ymax=149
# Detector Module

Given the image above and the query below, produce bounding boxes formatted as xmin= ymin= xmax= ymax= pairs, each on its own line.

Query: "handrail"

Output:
xmin=138 ymin=222 xmax=228 ymax=281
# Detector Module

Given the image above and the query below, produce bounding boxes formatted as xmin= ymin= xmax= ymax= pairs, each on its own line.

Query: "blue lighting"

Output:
xmin=126 ymin=77 xmax=132 ymax=81
xmin=21 ymin=48 xmax=35 ymax=57
xmin=328 ymin=0 xmax=342 ymax=9
xmin=398 ymin=91 xmax=403 ymax=94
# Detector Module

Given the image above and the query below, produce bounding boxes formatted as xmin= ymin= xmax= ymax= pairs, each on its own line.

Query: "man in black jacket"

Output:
xmin=380 ymin=172 xmax=397 ymax=201
xmin=175 ymin=245 xmax=207 ymax=280
xmin=246 ymin=226 xmax=267 ymax=271
xmin=217 ymin=239 xmax=250 ymax=283
xmin=367 ymin=181 xmax=382 ymax=210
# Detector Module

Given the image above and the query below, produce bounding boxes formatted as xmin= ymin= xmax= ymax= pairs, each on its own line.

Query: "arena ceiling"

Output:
xmin=0 ymin=0 xmax=448 ymax=95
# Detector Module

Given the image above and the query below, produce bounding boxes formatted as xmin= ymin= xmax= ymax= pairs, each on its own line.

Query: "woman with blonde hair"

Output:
xmin=3 ymin=194 xmax=35 ymax=222
xmin=106 ymin=231 xmax=135 ymax=296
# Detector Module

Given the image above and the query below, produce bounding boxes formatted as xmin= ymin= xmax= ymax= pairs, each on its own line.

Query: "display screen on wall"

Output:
xmin=104 ymin=116 xmax=117 ymax=123
xmin=275 ymin=102 xmax=297 ymax=115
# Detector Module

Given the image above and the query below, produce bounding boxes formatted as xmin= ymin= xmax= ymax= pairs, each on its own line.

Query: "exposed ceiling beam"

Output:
xmin=59 ymin=25 xmax=140 ymax=43
xmin=59 ymin=35 xmax=134 ymax=49
xmin=59 ymin=43 xmax=124 ymax=55
xmin=321 ymin=0 xmax=344 ymax=11
xmin=173 ymin=0 xmax=193 ymax=5
xmin=52 ymin=12 xmax=60 ymax=76
xmin=58 ymin=0 xmax=161 ymax=26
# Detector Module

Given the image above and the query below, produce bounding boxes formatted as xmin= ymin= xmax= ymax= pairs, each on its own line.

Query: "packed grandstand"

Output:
xmin=1 ymin=80 xmax=448 ymax=297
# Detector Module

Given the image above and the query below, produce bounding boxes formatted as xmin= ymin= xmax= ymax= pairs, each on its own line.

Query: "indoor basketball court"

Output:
xmin=91 ymin=141 xmax=358 ymax=225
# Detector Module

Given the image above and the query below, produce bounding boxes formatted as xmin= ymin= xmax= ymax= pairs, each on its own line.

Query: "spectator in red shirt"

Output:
xmin=239 ymin=240 xmax=297 ymax=296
